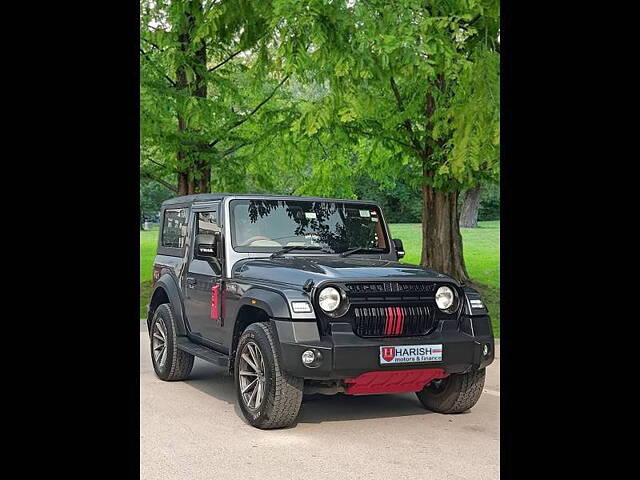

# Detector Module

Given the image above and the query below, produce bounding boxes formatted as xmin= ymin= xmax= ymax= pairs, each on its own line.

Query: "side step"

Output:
xmin=177 ymin=338 xmax=229 ymax=368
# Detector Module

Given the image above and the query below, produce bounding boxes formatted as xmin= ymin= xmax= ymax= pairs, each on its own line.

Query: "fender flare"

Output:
xmin=236 ymin=287 xmax=291 ymax=319
xmin=462 ymin=285 xmax=488 ymax=316
xmin=227 ymin=288 xmax=291 ymax=373
xmin=149 ymin=274 xmax=189 ymax=336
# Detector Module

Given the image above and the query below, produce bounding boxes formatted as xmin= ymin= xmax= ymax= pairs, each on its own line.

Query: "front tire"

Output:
xmin=150 ymin=304 xmax=194 ymax=381
xmin=416 ymin=369 xmax=485 ymax=413
xmin=234 ymin=322 xmax=303 ymax=429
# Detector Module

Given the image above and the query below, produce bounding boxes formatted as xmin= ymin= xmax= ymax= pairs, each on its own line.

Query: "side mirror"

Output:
xmin=393 ymin=238 xmax=405 ymax=259
xmin=194 ymin=233 xmax=218 ymax=260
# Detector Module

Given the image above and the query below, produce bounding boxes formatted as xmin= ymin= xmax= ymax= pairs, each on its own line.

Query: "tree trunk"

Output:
xmin=420 ymin=183 xmax=469 ymax=282
xmin=193 ymin=36 xmax=210 ymax=193
xmin=415 ymin=74 xmax=469 ymax=281
xmin=174 ymin=0 xmax=208 ymax=196
xmin=187 ymin=175 xmax=195 ymax=195
xmin=177 ymin=171 xmax=188 ymax=196
xmin=459 ymin=185 xmax=482 ymax=228
xmin=176 ymin=50 xmax=191 ymax=195
xmin=197 ymin=164 xmax=210 ymax=193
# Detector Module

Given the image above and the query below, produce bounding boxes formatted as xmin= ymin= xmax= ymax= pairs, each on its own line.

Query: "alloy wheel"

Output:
xmin=152 ymin=318 xmax=168 ymax=369
xmin=238 ymin=341 xmax=266 ymax=410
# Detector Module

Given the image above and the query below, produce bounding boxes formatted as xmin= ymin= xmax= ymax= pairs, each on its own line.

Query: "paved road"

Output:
xmin=140 ymin=321 xmax=499 ymax=480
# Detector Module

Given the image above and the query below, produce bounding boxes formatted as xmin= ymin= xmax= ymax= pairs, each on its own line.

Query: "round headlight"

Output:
xmin=435 ymin=286 xmax=456 ymax=311
xmin=318 ymin=287 xmax=341 ymax=312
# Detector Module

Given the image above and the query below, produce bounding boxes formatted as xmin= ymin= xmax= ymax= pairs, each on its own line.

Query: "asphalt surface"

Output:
xmin=140 ymin=320 xmax=500 ymax=480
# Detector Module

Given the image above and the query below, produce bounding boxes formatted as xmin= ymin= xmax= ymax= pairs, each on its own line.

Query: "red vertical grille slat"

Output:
xmin=391 ymin=307 xmax=397 ymax=335
xmin=353 ymin=305 xmax=433 ymax=338
xmin=349 ymin=281 xmax=439 ymax=337
xmin=384 ymin=307 xmax=393 ymax=335
xmin=392 ymin=307 xmax=397 ymax=335
xmin=395 ymin=307 xmax=403 ymax=335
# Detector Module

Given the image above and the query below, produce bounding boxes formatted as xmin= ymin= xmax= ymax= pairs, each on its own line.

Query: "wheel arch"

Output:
xmin=147 ymin=274 xmax=188 ymax=336
xmin=229 ymin=303 xmax=283 ymax=374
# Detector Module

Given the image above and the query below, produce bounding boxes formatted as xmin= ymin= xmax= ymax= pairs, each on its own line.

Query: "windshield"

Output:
xmin=230 ymin=199 xmax=389 ymax=254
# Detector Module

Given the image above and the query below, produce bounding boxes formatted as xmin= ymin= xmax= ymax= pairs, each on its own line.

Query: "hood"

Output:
xmin=232 ymin=256 xmax=456 ymax=287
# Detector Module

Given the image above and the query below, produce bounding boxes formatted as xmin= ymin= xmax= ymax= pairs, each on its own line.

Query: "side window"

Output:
xmin=162 ymin=208 xmax=188 ymax=248
xmin=197 ymin=211 xmax=220 ymax=234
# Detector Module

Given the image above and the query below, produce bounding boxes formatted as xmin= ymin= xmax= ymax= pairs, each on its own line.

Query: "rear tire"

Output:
xmin=234 ymin=322 xmax=303 ymax=429
xmin=416 ymin=369 xmax=485 ymax=413
xmin=150 ymin=304 xmax=194 ymax=381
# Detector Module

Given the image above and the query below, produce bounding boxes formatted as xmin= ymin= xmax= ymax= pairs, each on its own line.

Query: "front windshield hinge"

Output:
xmin=303 ymin=279 xmax=314 ymax=292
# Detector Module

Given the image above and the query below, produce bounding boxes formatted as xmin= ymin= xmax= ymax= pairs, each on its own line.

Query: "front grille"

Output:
xmin=353 ymin=306 xmax=433 ymax=337
xmin=316 ymin=281 xmax=455 ymax=338
xmin=397 ymin=282 xmax=436 ymax=293
xmin=345 ymin=281 xmax=437 ymax=299
xmin=345 ymin=283 xmax=386 ymax=294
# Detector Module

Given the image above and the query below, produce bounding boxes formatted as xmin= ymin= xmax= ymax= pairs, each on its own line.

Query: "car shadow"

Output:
xmin=296 ymin=391 xmax=435 ymax=424
xmin=183 ymin=360 xmax=436 ymax=425
xmin=183 ymin=360 xmax=246 ymax=419
xmin=184 ymin=360 xmax=237 ymax=402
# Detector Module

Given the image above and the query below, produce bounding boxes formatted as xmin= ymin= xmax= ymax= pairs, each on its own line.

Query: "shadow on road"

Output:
xmin=296 ymin=392 xmax=435 ymax=424
xmin=183 ymin=359 xmax=437 ymax=425
xmin=184 ymin=360 xmax=236 ymax=401
xmin=183 ymin=360 xmax=247 ymax=419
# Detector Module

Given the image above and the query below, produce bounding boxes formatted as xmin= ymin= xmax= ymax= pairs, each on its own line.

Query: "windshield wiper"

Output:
xmin=270 ymin=246 xmax=333 ymax=259
xmin=340 ymin=247 xmax=385 ymax=257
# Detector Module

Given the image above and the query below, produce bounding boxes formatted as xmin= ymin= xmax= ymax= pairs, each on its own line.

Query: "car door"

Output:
xmin=183 ymin=203 xmax=226 ymax=349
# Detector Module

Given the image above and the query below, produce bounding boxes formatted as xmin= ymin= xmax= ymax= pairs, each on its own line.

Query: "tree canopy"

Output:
xmin=140 ymin=0 xmax=500 ymax=281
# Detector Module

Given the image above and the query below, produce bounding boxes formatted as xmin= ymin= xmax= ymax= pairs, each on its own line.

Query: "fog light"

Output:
xmin=483 ymin=344 xmax=490 ymax=357
xmin=302 ymin=350 xmax=316 ymax=365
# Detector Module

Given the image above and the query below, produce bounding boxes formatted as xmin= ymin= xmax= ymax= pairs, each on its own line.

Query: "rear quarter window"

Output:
xmin=161 ymin=208 xmax=188 ymax=248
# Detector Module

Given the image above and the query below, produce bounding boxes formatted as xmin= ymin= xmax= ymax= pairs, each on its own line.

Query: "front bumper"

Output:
xmin=274 ymin=315 xmax=495 ymax=380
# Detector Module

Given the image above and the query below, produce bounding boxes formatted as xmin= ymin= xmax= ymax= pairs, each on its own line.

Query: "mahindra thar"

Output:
xmin=147 ymin=194 xmax=494 ymax=429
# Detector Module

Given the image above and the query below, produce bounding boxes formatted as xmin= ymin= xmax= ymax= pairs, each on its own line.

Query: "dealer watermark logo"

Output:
xmin=381 ymin=347 xmax=396 ymax=362
xmin=379 ymin=344 xmax=443 ymax=364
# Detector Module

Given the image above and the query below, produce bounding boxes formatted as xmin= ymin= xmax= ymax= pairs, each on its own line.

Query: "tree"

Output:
xmin=140 ymin=177 xmax=175 ymax=226
xmin=140 ymin=0 xmax=293 ymax=195
xmin=459 ymin=177 xmax=500 ymax=228
xmin=353 ymin=172 xmax=422 ymax=223
xmin=273 ymin=0 xmax=500 ymax=281
xmin=139 ymin=0 xmax=500 ymax=282
xmin=478 ymin=182 xmax=500 ymax=221
xmin=459 ymin=185 xmax=482 ymax=228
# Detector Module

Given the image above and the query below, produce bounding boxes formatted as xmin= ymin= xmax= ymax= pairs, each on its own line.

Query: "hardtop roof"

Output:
xmin=161 ymin=193 xmax=380 ymax=208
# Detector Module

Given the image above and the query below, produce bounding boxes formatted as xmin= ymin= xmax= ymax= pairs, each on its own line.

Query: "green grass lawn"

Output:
xmin=140 ymin=229 xmax=158 ymax=319
xmin=140 ymin=221 xmax=500 ymax=336
xmin=389 ymin=221 xmax=500 ymax=337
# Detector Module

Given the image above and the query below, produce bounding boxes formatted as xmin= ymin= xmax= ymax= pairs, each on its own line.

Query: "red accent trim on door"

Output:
xmin=211 ymin=284 xmax=220 ymax=319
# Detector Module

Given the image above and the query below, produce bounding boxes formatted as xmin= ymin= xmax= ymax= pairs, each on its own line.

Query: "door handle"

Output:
xmin=186 ymin=277 xmax=197 ymax=288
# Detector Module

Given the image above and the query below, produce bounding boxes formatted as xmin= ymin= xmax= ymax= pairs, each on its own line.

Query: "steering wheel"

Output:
xmin=242 ymin=235 xmax=273 ymax=246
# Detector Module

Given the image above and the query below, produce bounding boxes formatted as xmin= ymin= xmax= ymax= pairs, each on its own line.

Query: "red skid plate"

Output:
xmin=344 ymin=368 xmax=448 ymax=395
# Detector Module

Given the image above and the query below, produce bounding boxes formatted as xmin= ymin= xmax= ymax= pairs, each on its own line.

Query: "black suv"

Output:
xmin=147 ymin=193 xmax=494 ymax=429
